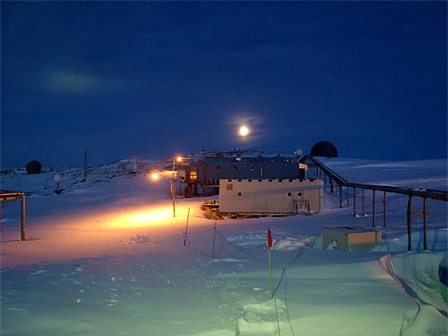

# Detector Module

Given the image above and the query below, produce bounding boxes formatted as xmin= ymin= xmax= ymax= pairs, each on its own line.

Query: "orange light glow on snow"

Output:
xmin=108 ymin=207 xmax=174 ymax=229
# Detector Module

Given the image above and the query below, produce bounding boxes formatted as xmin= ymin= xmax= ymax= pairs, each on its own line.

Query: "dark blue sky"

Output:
xmin=2 ymin=1 xmax=446 ymax=168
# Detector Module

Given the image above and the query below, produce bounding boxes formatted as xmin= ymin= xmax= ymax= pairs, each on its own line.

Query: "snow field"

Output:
xmin=1 ymin=158 xmax=447 ymax=335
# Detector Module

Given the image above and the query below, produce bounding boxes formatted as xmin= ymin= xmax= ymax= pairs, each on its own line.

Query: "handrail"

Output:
xmin=300 ymin=155 xmax=447 ymax=202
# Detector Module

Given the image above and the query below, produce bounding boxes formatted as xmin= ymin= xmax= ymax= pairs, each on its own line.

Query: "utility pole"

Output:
xmin=83 ymin=149 xmax=87 ymax=181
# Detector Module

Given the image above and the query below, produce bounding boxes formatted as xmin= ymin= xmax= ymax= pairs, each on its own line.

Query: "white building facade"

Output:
xmin=219 ymin=178 xmax=323 ymax=216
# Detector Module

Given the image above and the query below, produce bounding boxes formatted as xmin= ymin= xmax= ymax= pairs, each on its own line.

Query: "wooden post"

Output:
xmin=183 ymin=207 xmax=190 ymax=246
xmin=21 ymin=195 xmax=26 ymax=241
xmin=212 ymin=222 xmax=217 ymax=258
xmin=423 ymin=198 xmax=428 ymax=250
xmin=407 ymin=196 xmax=412 ymax=251
xmin=171 ymin=180 xmax=176 ymax=218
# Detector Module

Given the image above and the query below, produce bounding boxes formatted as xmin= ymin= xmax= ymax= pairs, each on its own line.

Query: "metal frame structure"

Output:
xmin=300 ymin=155 xmax=448 ymax=251
xmin=0 ymin=190 xmax=26 ymax=240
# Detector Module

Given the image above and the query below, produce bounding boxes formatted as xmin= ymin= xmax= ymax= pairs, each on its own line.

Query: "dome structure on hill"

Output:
xmin=310 ymin=141 xmax=338 ymax=158
xmin=26 ymin=160 xmax=42 ymax=174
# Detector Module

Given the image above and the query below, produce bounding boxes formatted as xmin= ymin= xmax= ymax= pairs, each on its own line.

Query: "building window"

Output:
xmin=279 ymin=179 xmax=283 ymax=182
xmin=216 ymin=165 xmax=221 ymax=171
xmin=233 ymin=165 xmax=238 ymax=170
xmin=298 ymin=192 xmax=302 ymax=196
xmin=249 ymin=165 xmax=254 ymax=171
xmin=237 ymin=192 xmax=242 ymax=197
xmin=287 ymin=192 xmax=292 ymax=197
xmin=190 ymin=167 xmax=197 ymax=181
xmin=226 ymin=184 xmax=233 ymax=190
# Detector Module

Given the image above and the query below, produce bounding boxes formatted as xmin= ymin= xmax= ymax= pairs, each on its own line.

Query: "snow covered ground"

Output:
xmin=1 ymin=157 xmax=447 ymax=336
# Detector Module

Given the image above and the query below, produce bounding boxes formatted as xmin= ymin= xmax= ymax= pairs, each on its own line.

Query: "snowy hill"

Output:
xmin=1 ymin=158 xmax=447 ymax=336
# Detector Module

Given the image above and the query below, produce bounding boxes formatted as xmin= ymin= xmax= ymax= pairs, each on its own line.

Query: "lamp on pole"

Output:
xmin=173 ymin=156 xmax=182 ymax=170
xmin=151 ymin=172 xmax=176 ymax=218
xmin=151 ymin=156 xmax=184 ymax=218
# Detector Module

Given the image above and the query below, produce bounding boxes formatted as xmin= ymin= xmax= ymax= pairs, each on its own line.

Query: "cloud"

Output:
xmin=41 ymin=69 xmax=137 ymax=96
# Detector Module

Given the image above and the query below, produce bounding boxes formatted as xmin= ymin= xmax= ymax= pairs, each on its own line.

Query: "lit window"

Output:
xmin=227 ymin=184 xmax=233 ymax=190
xmin=190 ymin=167 xmax=197 ymax=181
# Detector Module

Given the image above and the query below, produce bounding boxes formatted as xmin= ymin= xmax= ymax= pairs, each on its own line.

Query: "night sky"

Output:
xmin=1 ymin=1 xmax=446 ymax=168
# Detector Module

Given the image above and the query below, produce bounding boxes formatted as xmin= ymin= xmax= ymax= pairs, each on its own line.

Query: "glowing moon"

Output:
xmin=239 ymin=125 xmax=250 ymax=136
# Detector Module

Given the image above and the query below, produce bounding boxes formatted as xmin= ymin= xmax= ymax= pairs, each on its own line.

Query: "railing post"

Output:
xmin=407 ymin=196 xmax=413 ymax=251
xmin=353 ymin=187 xmax=357 ymax=217
xmin=423 ymin=198 xmax=428 ymax=250
xmin=383 ymin=191 xmax=387 ymax=227
xmin=362 ymin=188 xmax=365 ymax=217
xmin=339 ymin=185 xmax=342 ymax=208
xmin=372 ymin=190 xmax=376 ymax=227
xmin=346 ymin=186 xmax=350 ymax=207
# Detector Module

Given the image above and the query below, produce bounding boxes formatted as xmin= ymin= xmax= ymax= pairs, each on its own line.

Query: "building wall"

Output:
xmin=178 ymin=160 xmax=306 ymax=184
xmin=203 ymin=161 xmax=305 ymax=182
xmin=219 ymin=179 xmax=323 ymax=215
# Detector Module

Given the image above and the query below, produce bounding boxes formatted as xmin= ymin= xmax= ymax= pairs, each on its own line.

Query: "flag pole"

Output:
xmin=269 ymin=248 xmax=274 ymax=297
xmin=267 ymin=228 xmax=274 ymax=297
xmin=267 ymin=228 xmax=281 ymax=335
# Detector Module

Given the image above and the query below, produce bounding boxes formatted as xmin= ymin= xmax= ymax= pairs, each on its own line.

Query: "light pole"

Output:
xmin=173 ymin=156 xmax=182 ymax=170
xmin=151 ymin=156 xmax=183 ymax=218
xmin=151 ymin=172 xmax=176 ymax=218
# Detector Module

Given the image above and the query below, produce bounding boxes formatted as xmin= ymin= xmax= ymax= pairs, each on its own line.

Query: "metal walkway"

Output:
xmin=300 ymin=155 xmax=448 ymax=251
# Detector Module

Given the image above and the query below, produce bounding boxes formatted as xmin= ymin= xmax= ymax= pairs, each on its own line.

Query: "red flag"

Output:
xmin=267 ymin=228 xmax=273 ymax=249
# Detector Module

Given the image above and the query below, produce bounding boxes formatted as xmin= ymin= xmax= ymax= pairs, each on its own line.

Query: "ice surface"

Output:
xmin=1 ymin=157 xmax=447 ymax=335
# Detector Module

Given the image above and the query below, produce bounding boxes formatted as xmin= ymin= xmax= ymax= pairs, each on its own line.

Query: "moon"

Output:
xmin=239 ymin=125 xmax=250 ymax=136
